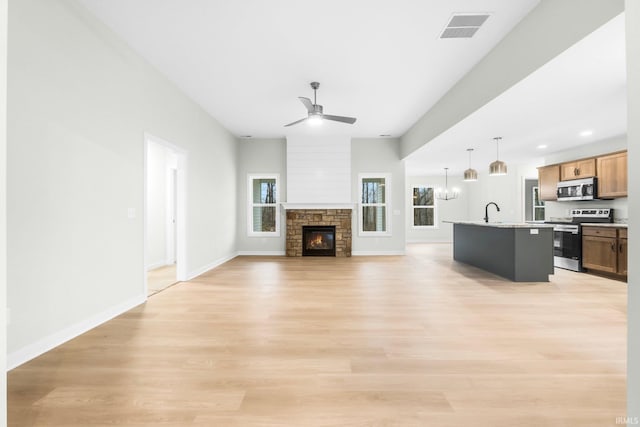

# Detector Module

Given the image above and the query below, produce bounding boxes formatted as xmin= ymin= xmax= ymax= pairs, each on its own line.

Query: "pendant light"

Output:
xmin=436 ymin=168 xmax=459 ymax=201
xmin=489 ymin=136 xmax=507 ymax=176
xmin=463 ymin=148 xmax=478 ymax=181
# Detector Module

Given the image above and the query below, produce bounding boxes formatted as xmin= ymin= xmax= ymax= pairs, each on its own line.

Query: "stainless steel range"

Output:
xmin=546 ymin=208 xmax=613 ymax=271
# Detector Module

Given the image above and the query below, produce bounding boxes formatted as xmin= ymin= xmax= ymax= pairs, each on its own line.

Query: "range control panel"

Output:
xmin=569 ymin=208 xmax=614 ymax=223
xmin=571 ymin=208 xmax=612 ymax=218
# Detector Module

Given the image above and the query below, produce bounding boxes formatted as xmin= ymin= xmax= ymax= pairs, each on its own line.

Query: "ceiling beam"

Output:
xmin=400 ymin=0 xmax=624 ymax=159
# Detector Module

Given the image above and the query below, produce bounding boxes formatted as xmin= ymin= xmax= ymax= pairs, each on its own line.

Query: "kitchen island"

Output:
xmin=448 ymin=221 xmax=555 ymax=282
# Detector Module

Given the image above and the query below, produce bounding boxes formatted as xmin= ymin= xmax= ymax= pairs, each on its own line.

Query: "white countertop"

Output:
xmin=581 ymin=223 xmax=628 ymax=228
xmin=443 ymin=221 xmax=554 ymax=229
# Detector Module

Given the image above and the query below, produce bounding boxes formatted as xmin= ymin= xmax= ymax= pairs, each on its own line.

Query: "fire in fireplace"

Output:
xmin=302 ymin=226 xmax=336 ymax=256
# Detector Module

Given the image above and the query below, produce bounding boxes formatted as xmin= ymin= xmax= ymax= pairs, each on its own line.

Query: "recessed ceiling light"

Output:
xmin=379 ymin=134 xmax=391 ymax=137
xmin=579 ymin=130 xmax=593 ymax=137
xmin=240 ymin=135 xmax=252 ymax=138
xmin=537 ymin=144 xmax=547 ymax=149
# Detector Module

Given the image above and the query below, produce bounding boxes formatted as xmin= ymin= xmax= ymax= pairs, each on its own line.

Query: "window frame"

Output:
xmin=247 ymin=173 xmax=280 ymax=237
xmin=411 ymin=184 xmax=438 ymax=229
xmin=358 ymin=173 xmax=392 ymax=237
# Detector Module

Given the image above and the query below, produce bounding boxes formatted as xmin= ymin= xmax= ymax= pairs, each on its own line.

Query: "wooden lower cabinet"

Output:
xmin=618 ymin=228 xmax=627 ymax=276
xmin=582 ymin=226 xmax=627 ymax=277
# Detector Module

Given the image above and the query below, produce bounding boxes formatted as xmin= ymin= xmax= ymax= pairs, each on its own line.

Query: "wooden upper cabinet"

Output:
xmin=597 ymin=151 xmax=627 ymax=198
xmin=537 ymin=164 xmax=559 ymax=201
xmin=560 ymin=158 xmax=596 ymax=181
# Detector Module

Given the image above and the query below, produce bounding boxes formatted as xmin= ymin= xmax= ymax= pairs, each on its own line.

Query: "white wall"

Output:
xmin=6 ymin=0 xmax=238 ymax=368
xmin=286 ymin=135 xmax=351 ymax=203
xmin=541 ymin=136 xmax=628 ymax=221
xmin=351 ymin=138 xmax=405 ymax=255
xmin=0 ymin=0 xmax=7 ymax=420
xmin=626 ymin=0 xmax=640 ymax=419
xmin=237 ymin=138 xmax=287 ymax=255
xmin=406 ymin=175 xmax=469 ymax=243
xmin=464 ymin=164 xmax=537 ymax=224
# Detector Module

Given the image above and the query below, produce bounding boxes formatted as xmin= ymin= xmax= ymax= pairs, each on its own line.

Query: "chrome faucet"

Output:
xmin=484 ymin=202 xmax=500 ymax=223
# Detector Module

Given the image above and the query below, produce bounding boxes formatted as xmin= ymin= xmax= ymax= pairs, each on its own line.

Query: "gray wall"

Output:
xmin=626 ymin=0 xmax=639 ymax=419
xmin=236 ymin=137 xmax=407 ymax=255
xmin=7 ymin=0 xmax=238 ymax=367
xmin=351 ymin=138 xmax=405 ymax=254
xmin=236 ymin=138 xmax=287 ymax=255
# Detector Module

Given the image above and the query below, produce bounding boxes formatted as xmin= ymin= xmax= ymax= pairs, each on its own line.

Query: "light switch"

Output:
xmin=128 ymin=208 xmax=136 ymax=219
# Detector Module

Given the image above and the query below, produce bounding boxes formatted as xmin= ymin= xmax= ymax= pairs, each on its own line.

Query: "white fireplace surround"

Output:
xmin=286 ymin=135 xmax=351 ymax=204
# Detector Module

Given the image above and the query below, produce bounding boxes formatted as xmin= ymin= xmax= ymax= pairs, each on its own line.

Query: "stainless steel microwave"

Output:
xmin=556 ymin=177 xmax=597 ymax=201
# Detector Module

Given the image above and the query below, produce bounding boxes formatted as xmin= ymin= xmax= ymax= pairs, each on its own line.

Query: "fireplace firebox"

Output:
xmin=302 ymin=226 xmax=336 ymax=256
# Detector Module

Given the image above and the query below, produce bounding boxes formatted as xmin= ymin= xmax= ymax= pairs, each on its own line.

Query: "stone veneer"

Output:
xmin=286 ymin=209 xmax=352 ymax=257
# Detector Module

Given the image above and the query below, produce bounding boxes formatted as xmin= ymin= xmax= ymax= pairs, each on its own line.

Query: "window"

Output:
xmin=533 ymin=186 xmax=545 ymax=221
xmin=412 ymin=186 xmax=436 ymax=227
xmin=248 ymin=174 xmax=279 ymax=236
xmin=359 ymin=174 xmax=391 ymax=236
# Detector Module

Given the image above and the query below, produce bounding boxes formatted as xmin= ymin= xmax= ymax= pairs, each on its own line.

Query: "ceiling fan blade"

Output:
xmin=284 ymin=117 xmax=308 ymax=127
xmin=298 ymin=97 xmax=314 ymax=113
xmin=322 ymin=114 xmax=357 ymax=124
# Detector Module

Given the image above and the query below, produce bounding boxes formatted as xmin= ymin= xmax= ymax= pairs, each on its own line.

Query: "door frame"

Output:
xmin=143 ymin=132 xmax=188 ymax=296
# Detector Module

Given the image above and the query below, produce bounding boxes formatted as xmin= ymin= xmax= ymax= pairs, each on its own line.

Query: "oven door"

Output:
xmin=553 ymin=224 xmax=582 ymax=271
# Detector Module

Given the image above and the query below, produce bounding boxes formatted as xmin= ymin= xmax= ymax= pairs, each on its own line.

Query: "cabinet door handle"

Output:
xmin=611 ymin=242 xmax=616 ymax=252
xmin=574 ymin=167 xmax=578 ymax=176
xmin=619 ymin=243 xmax=623 ymax=253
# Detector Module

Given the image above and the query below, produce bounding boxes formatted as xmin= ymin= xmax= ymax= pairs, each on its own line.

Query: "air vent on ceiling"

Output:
xmin=440 ymin=14 xmax=490 ymax=39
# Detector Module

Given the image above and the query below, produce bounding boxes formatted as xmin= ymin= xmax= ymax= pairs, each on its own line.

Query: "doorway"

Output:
xmin=524 ymin=178 xmax=545 ymax=222
xmin=144 ymin=133 xmax=187 ymax=297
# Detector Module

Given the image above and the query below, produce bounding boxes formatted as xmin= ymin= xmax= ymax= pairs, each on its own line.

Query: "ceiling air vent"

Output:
xmin=440 ymin=14 xmax=490 ymax=39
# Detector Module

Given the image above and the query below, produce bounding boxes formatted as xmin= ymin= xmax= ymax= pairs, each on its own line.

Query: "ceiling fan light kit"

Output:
xmin=284 ymin=82 xmax=357 ymax=127
xmin=489 ymin=136 xmax=507 ymax=176
xmin=463 ymin=148 xmax=478 ymax=181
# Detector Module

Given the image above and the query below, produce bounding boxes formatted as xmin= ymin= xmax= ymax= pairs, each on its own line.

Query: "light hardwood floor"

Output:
xmin=8 ymin=244 xmax=627 ymax=426
xmin=147 ymin=264 xmax=178 ymax=296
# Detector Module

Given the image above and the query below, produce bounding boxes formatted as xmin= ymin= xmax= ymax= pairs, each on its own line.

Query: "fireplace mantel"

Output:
xmin=281 ymin=202 xmax=355 ymax=210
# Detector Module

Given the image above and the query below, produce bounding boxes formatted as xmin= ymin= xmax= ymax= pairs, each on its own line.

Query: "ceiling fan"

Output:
xmin=284 ymin=82 xmax=357 ymax=127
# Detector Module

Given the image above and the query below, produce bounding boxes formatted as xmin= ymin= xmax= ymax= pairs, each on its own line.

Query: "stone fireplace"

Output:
xmin=285 ymin=209 xmax=352 ymax=257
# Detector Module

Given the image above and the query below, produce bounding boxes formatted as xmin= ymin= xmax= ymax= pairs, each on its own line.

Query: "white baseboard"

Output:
xmin=187 ymin=252 xmax=238 ymax=280
xmin=352 ymin=250 xmax=406 ymax=256
xmin=145 ymin=260 xmax=166 ymax=271
xmin=406 ymin=239 xmax=453 ymax=244
xmin=7 ymin=293 xmax=146 ymax=371
xmin=237 ymin=251 xmax=286 ymax=256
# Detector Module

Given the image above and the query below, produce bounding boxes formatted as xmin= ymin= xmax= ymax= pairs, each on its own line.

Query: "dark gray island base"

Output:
xmin=452 ymin=222 xmax=554 ymax=282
